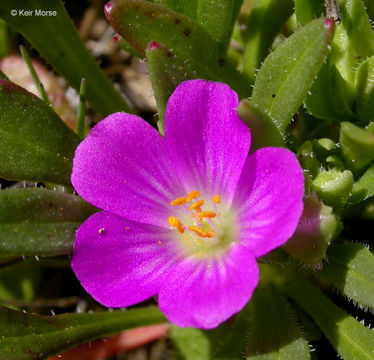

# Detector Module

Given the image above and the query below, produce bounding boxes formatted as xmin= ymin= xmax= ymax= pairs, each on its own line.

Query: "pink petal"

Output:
xmin=71 ymin=113 xmax=182 ymax=227
xmin=233 ymin=147 xmax=304 ymax=257
xmin=164 ymin=80 xmax=251 ymax=202
xmin=71 ymin=211 xmax=180 ymax=307
xmin=158 ymin=244 xmax=259 ymax=329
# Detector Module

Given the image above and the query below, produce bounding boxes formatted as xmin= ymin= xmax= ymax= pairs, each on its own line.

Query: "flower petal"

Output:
xmin=164 ymin=80 xmax=251 ymax=202
xmin=158 ymin=245 xmax=259 ymax=329
xmin=233 ymin=147 xmax=304 ymax=257
xmin=71 ymin=211 xmax=180 ymax=307
xmin=71 ymin=113 xmax=182 ymax=227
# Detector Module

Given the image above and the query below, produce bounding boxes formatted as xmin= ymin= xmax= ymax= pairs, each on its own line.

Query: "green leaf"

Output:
xmin=340 ymin=121 xmax=374 ymax=173
xmin=0 ymin=262 xmax=41 ymax=302
xmin=283 ymin=195 xmax=342 ymax=264
xmin=283 ymin=275 xmax=374 ymax=360
xmin=145 ymin=41 xmax=198 ymax=134
xmin=193 ymin=0 xmax=243 ymax=53
xmin=312 ymin=169 xmax=354 ymax=212
xmin=305 ymin=59 xmax=353 ymax=122
xmin=0 ymin=0 xmax=131 ymax=115
xmin=0 ymin=80 xmax=80 ymax=185
xmin=245 ymin=286 xmax=310 ymax=360
xmin=355 ymin=56 xmax=374 ymax=124
xmin=242 ymin=0 xmax=294 ymax=83
xmin=237 ymin=100 xmax=285 ymax=149
xmin=297 ymin=141 xmax=320 ymax=177
xmin=0 ymin=305 xmax=165 ymax=360
xmin=350 ymin=164 xmax=374 ymax=203
xmin=0 ymin=188 xmax=96 ymax=257
xmin=170 ymin=326 xmax=210 ymax=360
xmin=107 ymin=0 xmax=250 ymax=98
xmin=294 ymin=0 xmax=325 ymax=26
xmin=331 ymin=0 xmax=374 ymax=98
xmin=319 ymin=242 xmax=374 ymax=310
xmin=154 ymin=0 xmax=243 ymax=52
xmin=170 ymin=305 xmax=253 ymax=360
xmin=249 ymin=18 xmax=334 ymax=132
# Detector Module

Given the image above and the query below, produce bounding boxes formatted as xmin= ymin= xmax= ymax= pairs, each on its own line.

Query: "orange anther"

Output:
xmin=168 ymin=216 xmax=185 ymax=234
xmin=188 ymin=225 xmax=216 ymax=238
xmin=188 ymin=200 xmax=204 ymax=210
xmin=168 ymin=216 xmax=178 ymax=227
xmin=175 ymin=221 xmax=185 ymax=234
xmin=171 ymin=196 xmax=187 ymax=206
xmin=198 ymin=211 xmax=216 ymax=219
xmin=187 ymin=190 xmax=200 ymax=202
xmin=212 ymin=195 xmax=221 ymax=204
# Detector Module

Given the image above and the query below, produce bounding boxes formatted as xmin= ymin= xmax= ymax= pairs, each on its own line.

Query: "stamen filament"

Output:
xmin=188 ymin=225 xmax=216 ymax=238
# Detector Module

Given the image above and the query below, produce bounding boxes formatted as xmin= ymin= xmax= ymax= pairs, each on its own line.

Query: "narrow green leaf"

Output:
xmin=19 ymin=45 xmax=51 ymax=106
xmin=0 ymin=0 xmax=131 ymax=115
xmin=246 ymin=286 xmax=310 ymax=360
xmin=340 ymin=121 xmax=374 ymax=173
xmin=319 ymin=242 xmax=374 ymax=309
xmin=242 ymin=0 xmax=294 ymax=83
xmin=249 ymin=18 xmax=334 ymax=132
xmin=170 ymin=305 xmax=252 ymax=360
xmin=0 ymin=262 xmax=41 ymax=303
xmin=305 ymin=59 xmax=353 ymax=122
xmin=284 ymin=275 xmax=374 ymax=360
xmin=237 ymin=100 xmax=285 ymax=149
xmin=350 ymin=164 xmax=374 ymax=203
xmin=0 ymin=19 xmax=10 ymax=58
xmin=0 ymin=80 xmax=80 ymax=185
xmin=355 ymin=56 xmax=374 ymax=124
xmin=0 ymin=188 xmax=96 ymax=257
xmin=170 ymin=326 xmax=210 ymax=360
xmin=154 ymin=0 xmax=243 ymax=53
xmin=331 ymin=0 xmax=374 ymax=103
xmin=195 ymin=0 xmax=243 ymax=53
xmin=294 ymin=0 xmax=325 ymax=26
xmin=146 ymin=41 xmax=198 ymax=134
xmin=153 ymin=0 xmax=198 ymax=20
xmin=0 ymin=305 xmax=165 ymax=360
xmin=107 ymin=0 xmax=250 ymax=98
xmin=331 ymin=0 xmax=374 ymax=98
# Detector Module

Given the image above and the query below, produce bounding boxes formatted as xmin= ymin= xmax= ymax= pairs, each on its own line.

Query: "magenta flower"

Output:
xmin=71 ymin=80 xmax=304 ymax=329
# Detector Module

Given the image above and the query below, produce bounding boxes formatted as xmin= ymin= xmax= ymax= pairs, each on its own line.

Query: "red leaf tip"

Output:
xmin=324 ymin=18 xmax=335 ymax=33
xmin=148 ymin=41 xmax=161 ymax=50
xmin=104 ymin=1 xmax=113 ymax=20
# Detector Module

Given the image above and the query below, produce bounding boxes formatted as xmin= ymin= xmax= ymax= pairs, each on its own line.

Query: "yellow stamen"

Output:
xmin=198 ymin=211 xmax=216 ymax=219
xmin=175 ymin=221 xmax=185 ymax=234
xmin=189 ymin=200 xmax=204 ymax=210
xmin=187 ymin=190 xmax=200 ymax=202
xmin=188 ymin=225 xmax=216 ymax=238
xmin=212 ymin=195 xmax=221 ymax=204
xmin=168 ymin=216 xmax=178 ymax=227
xmin=168 ymin=216 xmax=185 ymax=234
xmin=171 ymin=196 xmax=187 ymax=206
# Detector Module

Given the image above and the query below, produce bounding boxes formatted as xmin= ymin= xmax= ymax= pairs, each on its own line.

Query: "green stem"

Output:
xmin=77 ymin=78 xmax=87 ymax=139
xmin=19 ymin=45 xmax=51 ymax=106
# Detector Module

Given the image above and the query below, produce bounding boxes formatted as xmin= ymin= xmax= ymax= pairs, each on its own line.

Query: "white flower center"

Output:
xmin=167 ymin=191 xmax=237 ymax=257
